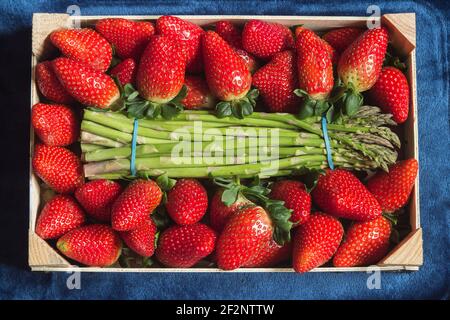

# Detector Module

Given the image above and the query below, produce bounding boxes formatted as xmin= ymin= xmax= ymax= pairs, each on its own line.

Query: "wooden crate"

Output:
xmin=29 ymin=13 xmax=422 ymax=272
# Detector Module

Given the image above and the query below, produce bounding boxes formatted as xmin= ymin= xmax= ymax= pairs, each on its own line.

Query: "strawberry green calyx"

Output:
xmin=155 ymin=173 xmax=177 ymax=192
xmin=155 ymin=173 xmax=177 ymax=203
xmin=325 ymin=81 xmax=363 ymax=120
xmin=382 ymin=212 xmax=398 ymax=226
xmin=215 ymin=88 xmax=259 ymax=119
xmin=383 ymin=46 xmax=407 ymax=71
xmin=294 ymin=89 xmax=331 ymax=119
xmin=213 ymin=176 xmax=293 ymax=245
xmin=340 ymin=82 xmax=364 ymax=116
xmin=112 ymin=83 xmax=187 ymax=120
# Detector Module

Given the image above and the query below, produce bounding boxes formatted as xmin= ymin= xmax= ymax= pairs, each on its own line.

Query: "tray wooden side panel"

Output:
xmin=32 ymin=13 xmax=70 ymax=59
xmin=379 ymin=228 xmax=423 ymax=266
xmin=29 ymin=231 xmax=71 ymax=267
xmin=382 ymin=13 xmax=416 ymax=55
xmin=73 ymin=15 xmax=375 ymax=30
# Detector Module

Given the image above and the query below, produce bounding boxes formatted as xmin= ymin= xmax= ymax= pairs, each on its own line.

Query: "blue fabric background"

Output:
xmin=0 ymin=0 xmax=448 ymax=300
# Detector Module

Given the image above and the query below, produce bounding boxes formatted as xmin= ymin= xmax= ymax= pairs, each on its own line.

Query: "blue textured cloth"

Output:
xmin=0 ymin=0 xmax=448 ymax=300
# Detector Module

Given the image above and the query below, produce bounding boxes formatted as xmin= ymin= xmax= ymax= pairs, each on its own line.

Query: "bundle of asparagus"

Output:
xmin=80 ymin=106 xmax=400 ymax=179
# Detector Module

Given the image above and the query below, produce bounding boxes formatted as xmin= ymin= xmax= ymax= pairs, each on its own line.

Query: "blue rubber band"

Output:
xmin=130 ymin=119 xmax=138 ymax=176
xmin=321 ymin=116 xmax=335 ymax=170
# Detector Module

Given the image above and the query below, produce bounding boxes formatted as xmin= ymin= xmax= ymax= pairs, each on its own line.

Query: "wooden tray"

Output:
xmin=29 ymin=13 xmax=422 ymax=272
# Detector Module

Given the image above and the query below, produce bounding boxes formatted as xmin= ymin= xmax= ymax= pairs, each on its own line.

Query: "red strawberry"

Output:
xmin=216 ymin=205 xmax=273 ymax=270
xmin=57 ymin=224 xmax=122 ymax=267
xmin=209 ymin=188 xmax=252 ymax=232
xmin=203 ymin=31 xmax=255 ymax=116
xmin=36 ymin=195 xmax=85 ymax=239
xmin=252 ymin=50 xmax=300 ymax=113
xmin=338 ymin=27 xmax=388 ymax=92
xmin=367 ymin=67 xmax=410 ymax=124
xmin=119 ymin=216 xmax=157 ymax=257
xmin=156 ymin=16 xmax=204 ymax=73
xmin=52 ymin=57 xmax=120 ymax=109
xmin=216 ymin=21 xmax=242 ymax=48
xmin=367 ymin=159 xmax=418 ymax=213
xmin=269 ymin=180 xmax=311 ymax=225
xmin=242 ymin=20 xmax=294 ymax=59
xmin=35 ymin=61 xmax=74 ymax=104
xmin=295 ymin=28 xmax=334 ymax=101
xmin=165 ymin=179 xmax=208 ymax=225
xmin=111 ymin=179 xmax=162 ymax=231
xmin=32 ymin=144 xmax=84 ymax=193
xmin=109 ymin=58 xmax=137 ymax=86
xmin=136 ymin=35 xmax=186 ymax=103
xmin=295 ymin=26 xmax=338 ymax=65
xmin=50 ymin=28 xmax=112 ymax=72
xmin=244 ymin=239 xmax=292 ymax=268
xmin=234 ymin=48 xmax=258 ymax=74
xmin=333 ymin=216 xmax=391 ymax=267
xmin=156 ymin=223 xmax=216 ymax=267
xmin=278 ymin=24 xmax=295 ymax=48
xmin=95 ymin=18 xmax=155 ymax=60
xmin=75 ymin=179 xmax=122 ymax=222
xmin=312 ymin=169 xmax=382 ymax=221
xmin=181 ymin=76 xmax=214 ymax=110
xmin=213 ymin=23 xmax=257 ymax=74
xmin=293 ymin=212 xmax=343 ymax=272
xmin=31 ymin=103 xmax=79 ymax=147
xmin=337 ymin=27 xmax=388 ymax=114
xmin=322 ymin=27 xmax=364 ymax=55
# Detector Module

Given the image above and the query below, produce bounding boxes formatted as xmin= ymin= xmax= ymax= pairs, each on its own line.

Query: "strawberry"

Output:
xmin=278 ymin=24 xmax=295 ymax=49
xmin=32 ymin=144 xmax=84 ymax=193
xmin=181 ymin=76 xmax=214 ymax=110
xmin=234 ymin=48 xmax=258 ymax=74
xmin=155 ymin=223 xmax=216 ymax=267
xmin=111 ymin=179 xmax=162 ymax=231
xmin=252 ymin=50 xmax=300 ymax=113
xmin=322 ymin=27 xmax=364 ymax=55
xmin=50 ymin=28 xmax=112 ymax=72
xmin=242 ymin=20 xmax=294 ymax=60
xmin=95 ymin=18 xmax=155 ymax=60
xmin=165 ymin=179 xmax=208 ymax=225
xmin=109 ymin=58 xmax=137 ymax=86
xmin=202 ymin=31 xmax=256 ymax=118
xmin=333 ymin=216 xmax=391 ymax=267
xmin=36 ymin=195 xmax=85 ymax=239
xmin=269 ymin=180 xmax=311 ymax=225
xmin=74 ymin=179 xmax=122 ymax=222
xmin=293 ymin=213 xmax=343 ymax=272
xmin=57 ymin=224 xmax=122 ymax=267
xmin=215 ymin=20 xmax=243 ymax=49
xmin=312 ymin=169 xmax=382 ymax=221
xmin=295 ymin=26 xmax=338 ymax=65
xmin=119 ymin=216 xmax=157 ymax=257
xmin=294 ymin=28 xmax=334 ymax=118
xmin=209 ymin=188 xmax=251 ymax=232
xmin=52 ymin=57 xmax=120 ymax=109
xmin=367 ymin=159 xmax=418 ymax=213
xmin=35 ymin=61 xmax=74 ymax=104
xmin=337 ymin=27 xmax=389 ymax=115
xmin=367 ymin=67 xmax=410 ymax=124
xmin=31 ymin=103 xmax=79 ymax=147
xmin=216 ymin=205 xmax=273 ymax=270
xmin=156 ymin=15 xmax=204 ymax=73
xmin=136 ymin=35 xmax=186 ymax=103
xmin=244 ymin=238 xmax=292 ymax=268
